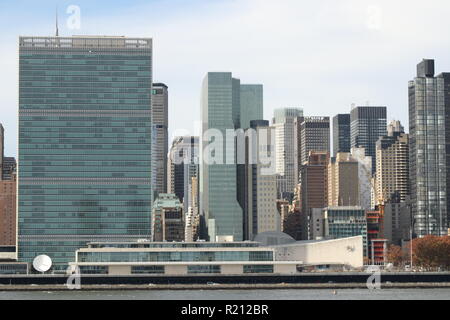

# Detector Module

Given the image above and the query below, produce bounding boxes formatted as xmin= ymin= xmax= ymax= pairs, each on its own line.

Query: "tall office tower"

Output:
xmin=350 ymin=106 xmax=387 ymax=173
xmin=200 ymin=72 xmax=243 ymax=241
xmin=328 ymin=153 xmax=359 ymax=206
xmin=375 ymin=120 xmax=409 ymax=204
xmin=151 ymin=194 xmax=184 ymax=242
xmin=151 ymin=83 xmax=168 ymax=198
xmin=299 ymin=151 xmax=329 ymax=240
xmin=240 ymin=85 xmax=263 ymax=129
xmin=409 ymin=59 xmax=450 ymax=237
xmin=167 ymin=136 xmax=199 ymax=212
xmin=240 ymin=120 xmax=279 ymax=240
xmin=273 ymin=108 xmax=303 ymax=199
xmin=18 ymin=36 xmax=153 ymax=270
xmin=299 ymin=117 xmax=330 ymax=166
xmin=332 ymin=114 xmax=351 ymax=156
xmin=351 ymin=148 xmax=373 ymax=210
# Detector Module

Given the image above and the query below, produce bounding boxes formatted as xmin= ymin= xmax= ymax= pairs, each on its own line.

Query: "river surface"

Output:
xmin=0 ymin=288 xmax=449 ymax=300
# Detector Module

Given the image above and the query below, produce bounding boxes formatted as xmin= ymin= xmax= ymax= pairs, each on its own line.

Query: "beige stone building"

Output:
xmin=328 ymin=153 xmax=359 ymax=206
xmin=375 ymin=121 xmax=409 ymax=203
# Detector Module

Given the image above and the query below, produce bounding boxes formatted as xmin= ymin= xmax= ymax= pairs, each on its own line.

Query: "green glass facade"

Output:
xmin=324 ymin=207 xmax=368 ymax=254
xmin=18 ymin=36 xmax=153 ymax=271
xmin=240 ymin=84 xmax=263 ymax=130
xmin=200 ymin=72 xmax=244 ymax=241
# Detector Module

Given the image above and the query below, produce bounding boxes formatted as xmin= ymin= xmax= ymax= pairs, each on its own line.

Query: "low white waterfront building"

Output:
xmin=67 ymin=234 xmax=363 ymax=276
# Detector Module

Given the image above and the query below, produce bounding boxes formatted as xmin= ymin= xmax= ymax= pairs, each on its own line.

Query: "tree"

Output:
xmin=410 ymin=235 xmax=450 ymax=269
xmin=387 ymin=245 xmax=403 ymax=267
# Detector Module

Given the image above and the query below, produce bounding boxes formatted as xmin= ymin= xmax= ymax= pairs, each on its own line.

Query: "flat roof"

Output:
xmin=19 ymin=36 xmax=152 ymax=49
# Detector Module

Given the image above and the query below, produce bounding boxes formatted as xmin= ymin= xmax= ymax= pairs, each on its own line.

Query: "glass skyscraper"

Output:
xmin=240 ymin=85 xmax=263 ymax=130
xmin=18 ymin=36 xmax=153 ymax=270
xmin=409 ymin=59 xmax=449 ymax=237
xmin=151 ymin=83 xmax=168 ymax=198
xmin=350 ymin=106 xmax=387 ymax=174
xmin=332 ymin=114 xmax=351 ymax=157
xmin=200 ymin=72 xmax=244 ymax=242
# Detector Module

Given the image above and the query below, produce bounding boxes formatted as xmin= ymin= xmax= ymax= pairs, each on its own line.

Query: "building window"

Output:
xmin=243 ymin=265 xmax=274 ymax=274
xmin=187 ymin=265 xmax=221 ymax=274
xmin=131 ymin=266 xmax=165 ymax=274
xmin=79 ymin=266 xmax=108 ymax=274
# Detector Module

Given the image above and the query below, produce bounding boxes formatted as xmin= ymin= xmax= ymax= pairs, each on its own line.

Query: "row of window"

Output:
xmin=76 ymin=264 xmax=275 ymax=275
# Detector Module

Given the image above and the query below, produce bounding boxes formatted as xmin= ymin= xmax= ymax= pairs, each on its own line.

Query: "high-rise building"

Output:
xmin=18 ymin=36 xmax=153 ymax=270
xmin=240 ymin=120 xmax=279 ymax=239
xmin=200 ymin=72 xmax=244 ymax=241
xmin=375 ymin=120 xmax=409 ymax=204
xmin=332 ymin=114 xmax=351 ymax=156
xmin=240 ymin=85 xmax=263 ymax=130
xmin=0 ymin=173 xmax=16 ymax=248
xmin=185 ymin=177 xmax=200 ymax=242
xmin=167 ymin=136 xmax=199 ymax=212
xmin=350 ymin=106 xmax=387 ymax=173
xmin=409 ymin=59 xmax=449 ymax=237
xmin=299 ymin=117 xmax=330 ymax=166
xmin=328 ymin=153 xmax=359 ymax=207
xmin=151 ymin=194 xmax=184 ymax=242
xmin=152 ymin=83 xmax=169 ymax=198
xmin=273 ymin=108 xmax=303 ymax=198
xmin=299 ymin=151 xmax=329 ymax=240
xmin=0 ymin=124 xmax=17 ymax=251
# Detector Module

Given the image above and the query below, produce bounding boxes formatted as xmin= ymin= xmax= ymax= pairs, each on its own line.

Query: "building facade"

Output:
xmin=375 ymin=120 xmax=409 ymax=204
xmin=240 ymin=85 xmax=263 ymax=130
xmin=328 ymin=153 xmax=359 ymax=207
xmin=0 ymin=174 xmax=16 ymax=248
xmin=167 ymin=136 xmax=199 ymax=212
xmin=409 ymin=59 xmax=449 ymax=237
xmin=241 ymin=121 xmax=279 ymax=239
xmin=299 ymin=117 xmax=330 ymax=166
xmin=322 ymin=206 xmax=368 ymax=256
xmin=350 ymin=106 xmax=387 ymax=173
xmin=66 ymin=236 xmax=364 ymax=276
xmin=151 ymin=83 xmax=168 ymax=198
xmin=152 ymin=194 xmax=184 ymax=242
xmin=299 ymin=151 xmax=329 ymax=240
xmin=200 ymin=72 xmax=244 ymax=241
xmin=273 ymin=108 xmax=303 ymax=199
xmin=18 ymin=36 xmax=153 ymax=270
xmin=332 ymin=114 xmax=351 ymax=157
xmin=0 ymin=124 xmax=16 ymax=250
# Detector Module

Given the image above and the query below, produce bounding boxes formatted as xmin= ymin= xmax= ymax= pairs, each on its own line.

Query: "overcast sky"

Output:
xmin=1 ymin=0 xmax=450 ymax=157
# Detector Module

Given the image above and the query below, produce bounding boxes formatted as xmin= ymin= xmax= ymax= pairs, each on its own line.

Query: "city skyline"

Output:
xmin=3 ymin=1 xmax=450 ymax=157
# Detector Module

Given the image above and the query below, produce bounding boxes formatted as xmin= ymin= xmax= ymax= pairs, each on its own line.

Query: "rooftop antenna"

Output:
xmin=55 ymin=7 xmax=59 ymax=37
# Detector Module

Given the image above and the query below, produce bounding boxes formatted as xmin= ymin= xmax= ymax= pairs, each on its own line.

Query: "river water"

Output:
xmin=0 ymin=288 xmax=449 ymax=300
